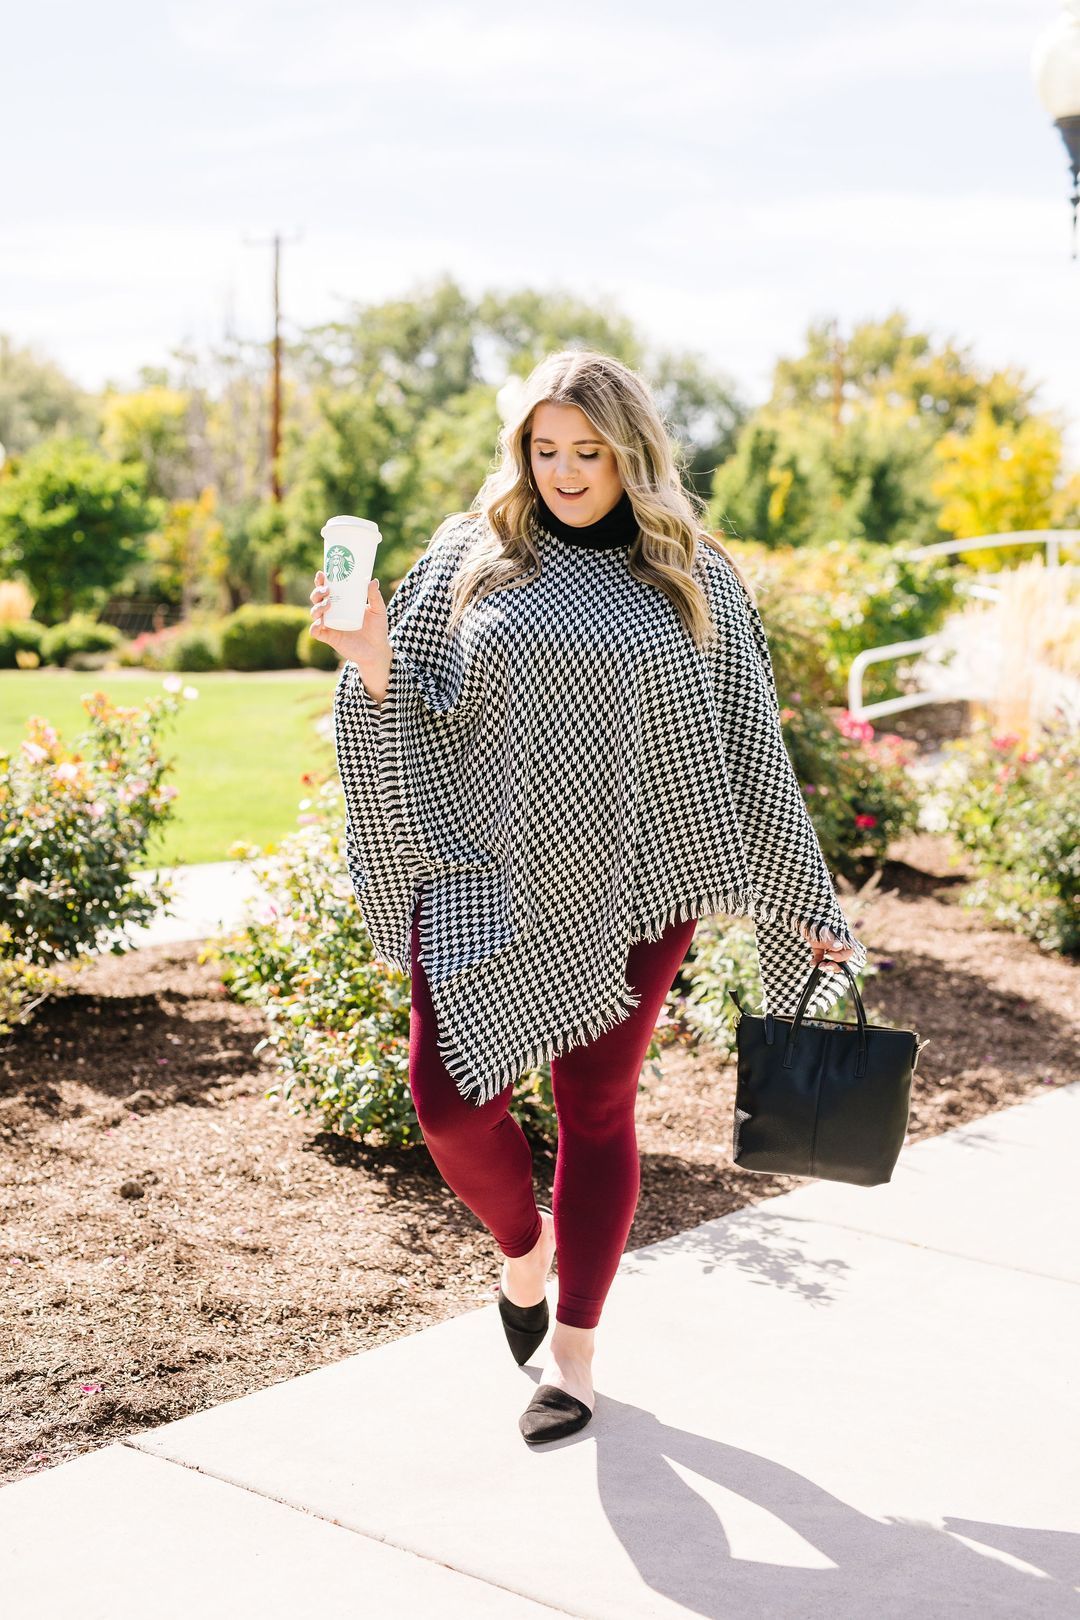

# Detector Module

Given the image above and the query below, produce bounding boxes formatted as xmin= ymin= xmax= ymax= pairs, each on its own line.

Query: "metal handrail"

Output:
xmin=848 ymin=529 xmax=1080 ymax=721
xmin=848 ymin=635 xmax=949 ymax=721
xmin=899 ymin=530 xmax=1080 ymax=567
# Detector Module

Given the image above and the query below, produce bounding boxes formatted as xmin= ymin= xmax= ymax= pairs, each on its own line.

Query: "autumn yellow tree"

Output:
xmin=100 ymin=385 xmax=193 ymax=502
xmin=931 ymin=402 xmax=1076 ymax=567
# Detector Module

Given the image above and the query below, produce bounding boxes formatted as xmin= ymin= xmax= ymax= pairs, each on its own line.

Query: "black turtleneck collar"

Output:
xmin=534 ymin=489 xmax=638 ymax=550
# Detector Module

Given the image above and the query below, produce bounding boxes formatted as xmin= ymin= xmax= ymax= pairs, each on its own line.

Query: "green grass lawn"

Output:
xmin=1 ymin=668 xmax=340 ymax=868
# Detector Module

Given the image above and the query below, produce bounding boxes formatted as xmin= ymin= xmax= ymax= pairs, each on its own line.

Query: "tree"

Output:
xmin=269 ymin=384 xmax=410 ymax=587
xmin=707 ymin=308 xmax=1060 ymax=550
xmin=136 ymin=339 xmax=275 ymax=609
xmin=100 ymin=385 xmax=195 ymax=502
xmin=475 ymin=285 xmax=645 ymax=378
xmin=930 ymin=402 xmax=1068 ymax=565
xmin=770 ymin=310 xmax=1039 ymax=436
xmin=293 ymin=276 xmax=750 ymax=537
xmin=398 ymin=382 xmax=504 ymax=554
xmin=647 ymin=348 xmax=747 ymax=500
xmin=298 ymin=275 xmax=480 ymax=413
xmin=708 ymin=400 xmax=942 ymax=549
xmin=708 ymin=417 xmax=819 ymax=547
xmin=0 ymin=335 xmax=98 ymax=458
xmin=147 ymin=488 xmax=226 ymax=615
xmin=0 ymin=438 xmax=162 ymax=622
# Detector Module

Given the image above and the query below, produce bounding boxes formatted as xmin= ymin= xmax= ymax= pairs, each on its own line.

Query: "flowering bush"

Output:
xmin=0 ymin=681 xmax=194 ymax=968
xmin=119 ymin=621 xmax=226 ymax=670
xmin=205 ymin=777 xmax=566 ymax=1149
xmin=735 ymin=578 xmax=923 ymax=874
xmin=117 ymin=625 xmax=186 ymax=669
xmin=782 ymin=700 xmax=921 ymax=879
xmin=928 ymin=723 xmax=1080 ymax=954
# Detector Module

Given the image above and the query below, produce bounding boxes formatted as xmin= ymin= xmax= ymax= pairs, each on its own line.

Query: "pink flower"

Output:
xmin=88 ymin=800 xmax=108 ymax=819
xmin=54 ymin=761 xmax=80 ymax=782
xmin=162 ymin=674 xmax=183 ymax=693
xmin=990 ymin=733 xmax=1020 ymax=752
xmin=298 ymin=813 xmax=319 ymax=825
xmin=855 ymin=813 xmax=878 ymax=829
xmin=21 ymin=740 xmax=48 ymax=764
xmin=835 ymin=710 xmax=875 ymax=743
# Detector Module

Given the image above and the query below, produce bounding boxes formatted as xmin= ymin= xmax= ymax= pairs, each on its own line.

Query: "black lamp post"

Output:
xmin=1033 ymin=0 xmax=1080 ymax=258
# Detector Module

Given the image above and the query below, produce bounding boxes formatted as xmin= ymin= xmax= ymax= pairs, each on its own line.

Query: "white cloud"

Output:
xmin=4 ymin=0 xmax=1076 ymax=465
xmin=164 ymin=0 xmax=1043 ymax=114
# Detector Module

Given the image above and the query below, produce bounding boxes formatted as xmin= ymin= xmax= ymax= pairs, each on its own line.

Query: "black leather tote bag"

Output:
xmin=727 ymin=961 xmax=923 ymax=1187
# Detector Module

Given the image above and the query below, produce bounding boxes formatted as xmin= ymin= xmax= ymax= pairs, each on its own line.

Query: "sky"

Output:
xmin=4 ymin=0 xmax=1079 ymax=458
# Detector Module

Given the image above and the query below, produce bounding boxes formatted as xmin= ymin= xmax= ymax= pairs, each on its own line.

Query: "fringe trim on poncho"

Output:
xmin=333 ymin=510 xmax=867 ymax=1107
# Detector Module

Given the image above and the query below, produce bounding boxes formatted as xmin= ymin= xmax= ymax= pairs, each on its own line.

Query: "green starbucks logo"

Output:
xmin=325 ymin=544 xmax=355 ymax=582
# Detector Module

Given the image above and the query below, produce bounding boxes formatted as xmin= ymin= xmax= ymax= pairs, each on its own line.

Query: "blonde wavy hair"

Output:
xmin=431 ymin=348 xmax=752 ymax=651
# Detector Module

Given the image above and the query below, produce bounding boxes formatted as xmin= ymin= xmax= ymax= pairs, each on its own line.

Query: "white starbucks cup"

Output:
xmin=320 ymin=515 xmax=382 ymax=632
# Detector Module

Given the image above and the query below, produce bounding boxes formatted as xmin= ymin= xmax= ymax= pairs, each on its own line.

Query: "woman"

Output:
xmin=311 ymin=349 xmax=864 ymax=1447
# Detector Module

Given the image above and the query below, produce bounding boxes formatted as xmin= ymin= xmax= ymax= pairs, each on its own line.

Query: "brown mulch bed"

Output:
xmin=2 ymin=831 xmax=1076 ymax=1489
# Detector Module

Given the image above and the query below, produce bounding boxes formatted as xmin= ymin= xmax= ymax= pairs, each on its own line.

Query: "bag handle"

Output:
xmin=781 ymin=960 xmax=870 ymax=1078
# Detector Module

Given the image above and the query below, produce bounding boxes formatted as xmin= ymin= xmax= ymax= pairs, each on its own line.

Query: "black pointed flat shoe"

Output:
xmin=497 ymin=1204 xmax=552 ymax=1366
xmin=519 ymin=1383 xmax=594 ymax=1445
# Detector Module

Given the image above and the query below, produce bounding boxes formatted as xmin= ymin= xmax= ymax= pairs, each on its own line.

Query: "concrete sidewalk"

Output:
xmin=95 ymin=859 xmax=271 ymax=951
xmin=3 ymin=1082 xmax=1078 ymax=1618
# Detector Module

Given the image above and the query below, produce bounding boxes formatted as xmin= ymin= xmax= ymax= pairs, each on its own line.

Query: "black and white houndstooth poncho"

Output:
xmin=333 ymin=508 xmax=867 ymax=1107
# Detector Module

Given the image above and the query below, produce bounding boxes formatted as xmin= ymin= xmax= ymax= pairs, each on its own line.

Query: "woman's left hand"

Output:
xmin=808 ymin=928 xmax=856 ymax=976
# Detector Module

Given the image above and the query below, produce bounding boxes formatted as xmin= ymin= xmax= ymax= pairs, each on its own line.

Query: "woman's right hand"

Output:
xmin=309 ymin=570 xmax=393 ymax=702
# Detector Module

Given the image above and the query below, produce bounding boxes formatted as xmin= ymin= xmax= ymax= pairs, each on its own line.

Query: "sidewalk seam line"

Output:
xmin=119 ymin=1438 xmax=584 ymax=1618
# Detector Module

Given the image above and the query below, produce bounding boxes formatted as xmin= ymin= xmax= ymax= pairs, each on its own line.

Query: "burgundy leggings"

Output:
xmin=408 ymin=900 xmax=697 ymax=1329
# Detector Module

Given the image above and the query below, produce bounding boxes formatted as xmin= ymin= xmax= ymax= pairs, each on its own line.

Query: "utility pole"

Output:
xmin=245 ymin=229 xmax=302 ymax=603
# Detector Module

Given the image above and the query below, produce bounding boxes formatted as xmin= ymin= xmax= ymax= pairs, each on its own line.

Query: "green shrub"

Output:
xmin=297 ymin=625 xmax=339 ymax=672
xmin=0 ymin=921 xmax=66 ymax=1037
xmin=0 ymin=685 xmax=190 ymax=974
xmin=0 ymin=620 xmax=48 ymax=669
xmin=39 ymin=614 xmax=124 ymax=667
xmin=929 ymin=723 xmax=1080 ymax=954
xmin=678 ymin=882 xmax=878 ymax=1051
xmin=219 ymin=604 xmax=311 ymax=670
xmin=679 ymin=916 xmax=766 ymax=1057
xmin=205 ymin=778 xmax=561 ymax=1149
xmin=162 ymin=623 xmax=223 ymax=671
xmin=739 ymin=539 xmax=958 ymax=710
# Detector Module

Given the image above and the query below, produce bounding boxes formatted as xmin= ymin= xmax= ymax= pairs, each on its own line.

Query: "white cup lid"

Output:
xmin=321 ymin=514 xmax=380 ymax=536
